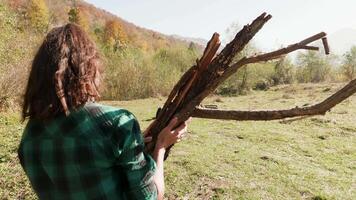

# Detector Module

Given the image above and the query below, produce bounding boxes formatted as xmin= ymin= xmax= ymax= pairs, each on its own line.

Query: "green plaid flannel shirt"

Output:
xmin=18 ymin=103 xmax=157 ymax=200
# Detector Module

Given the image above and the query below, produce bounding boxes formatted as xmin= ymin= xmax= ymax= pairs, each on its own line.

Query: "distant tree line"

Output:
xmin=216 ymin=22 xmax=356 ymax=95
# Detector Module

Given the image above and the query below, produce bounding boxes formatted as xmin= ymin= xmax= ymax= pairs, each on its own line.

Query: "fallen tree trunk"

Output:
xmin=144 ymin=12 xmax=356 ymax=159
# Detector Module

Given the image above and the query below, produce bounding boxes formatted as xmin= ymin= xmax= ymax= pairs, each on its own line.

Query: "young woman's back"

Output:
xmin=19 ymin=103 xmax=157 ymax=199
xmin=19 ymin=23 xmax=189 ymax=200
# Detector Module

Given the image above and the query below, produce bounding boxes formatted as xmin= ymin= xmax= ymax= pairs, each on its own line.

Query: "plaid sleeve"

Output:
xmin=113 ymin=110 xmax=157 ymax=200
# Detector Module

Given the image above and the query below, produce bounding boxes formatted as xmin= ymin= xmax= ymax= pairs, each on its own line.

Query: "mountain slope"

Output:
xmin=73 ymin=0 xmax=188 ymax=50
xmin=10 ymin=0 xmax=197 ymax=50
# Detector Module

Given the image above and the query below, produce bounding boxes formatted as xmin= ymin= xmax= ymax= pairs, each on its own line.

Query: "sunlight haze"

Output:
xmin=85 ymin=1 xmax=356 ymax=51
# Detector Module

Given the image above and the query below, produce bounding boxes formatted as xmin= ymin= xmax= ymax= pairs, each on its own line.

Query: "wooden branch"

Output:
xmin=301 ymin=46 xmax=319 ymax=51
xmin=207 ymin=32 xmax=329 ymax=96
xmin=193 ymin=79 xmax=356 ymax=120
xmin=198 ymin=33 xmax=221 ymax=71
xmin=144 ymin=33 xmax=221 ymax=153
xmin=176 ymin=13 xmax=272 ymax=122
xmin=190 ymin=13 xmax=272 ymax=97
xmin=145 ymin=14 xmax=273 ymax=158
xmin=322 ymin=37 xmax=330 ymax=55
xmin=239 ymin=32 xmax=326 ymax=64
xmin=174 ymin=32 xmax=328 ymax=125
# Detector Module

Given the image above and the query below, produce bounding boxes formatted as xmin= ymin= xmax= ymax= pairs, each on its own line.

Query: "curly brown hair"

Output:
xmin=22 ymin=23 xmax=102 ymax=121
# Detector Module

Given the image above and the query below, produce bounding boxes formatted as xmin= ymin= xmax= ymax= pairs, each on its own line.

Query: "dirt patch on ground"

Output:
xmin=166 ymin=177 xmax=231 ymax=200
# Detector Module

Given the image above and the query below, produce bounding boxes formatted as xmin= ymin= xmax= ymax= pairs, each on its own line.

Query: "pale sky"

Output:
xmin=84 ymin=0 xmax=356 ymax=51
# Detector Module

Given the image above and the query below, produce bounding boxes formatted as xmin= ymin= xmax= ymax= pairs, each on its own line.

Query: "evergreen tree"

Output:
xmin=68 ymin=7 xmax=89 ymax=31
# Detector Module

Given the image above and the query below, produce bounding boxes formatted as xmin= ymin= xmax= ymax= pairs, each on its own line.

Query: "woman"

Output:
xmin=18 ymin=23 xmax=189 ymax=200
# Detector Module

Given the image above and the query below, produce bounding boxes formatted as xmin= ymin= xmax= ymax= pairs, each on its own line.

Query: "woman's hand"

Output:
xmin=151 ymin=117 xmax=191 ymax=200
xmin=155 ymin=117 xmax=191 ymax=149
xmin=143 ymin=123 xmax=153 ymax=145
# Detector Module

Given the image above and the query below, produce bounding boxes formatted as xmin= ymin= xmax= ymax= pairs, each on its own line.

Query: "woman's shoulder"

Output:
xmin=83 ymin=103 xmax=142 ymax=147
xmin=82 ymin=102 xmax=138 ymax=128
xmin=83 ymin=102 xmax=132 ymax=117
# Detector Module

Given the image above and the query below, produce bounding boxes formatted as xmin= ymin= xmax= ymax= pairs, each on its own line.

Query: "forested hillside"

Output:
xmin=0 ymin=0 xmax=201 ymax=110
xmin=1 ymin=0 xmax=356 ymax=111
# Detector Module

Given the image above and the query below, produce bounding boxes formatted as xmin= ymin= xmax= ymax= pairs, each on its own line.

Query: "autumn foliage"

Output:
xmin=104 ymin=20 xmax=128 ymax=49
xmin=27 ymin=0 xmax=49 ymax=32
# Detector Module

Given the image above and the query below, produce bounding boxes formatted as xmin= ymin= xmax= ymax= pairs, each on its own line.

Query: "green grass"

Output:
xmin=1 ymin=83 xmax=355 ymax=199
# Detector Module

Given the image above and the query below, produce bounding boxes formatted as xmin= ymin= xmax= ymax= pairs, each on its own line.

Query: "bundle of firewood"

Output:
xmin=144 ymin=13 xmax=356 ymax=159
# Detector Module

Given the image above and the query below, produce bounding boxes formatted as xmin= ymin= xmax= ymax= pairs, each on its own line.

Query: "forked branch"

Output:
xmin=224 ymin=32 xmax=327 ymax=83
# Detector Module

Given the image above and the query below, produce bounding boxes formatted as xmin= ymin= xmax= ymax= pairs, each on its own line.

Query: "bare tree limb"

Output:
xmin=201 ymin=33 xmax=329 ymax=103
xmin=301 ymin=46 xmax=319 ymax=51
xmin=192 ymin=79 xmax=356 ymax=120
xmin=236 ymin=32 xmax=327 ymax=65
xmin=175 ymin=13 xmax=273 ymax=122
xmin=322 ymin=37 xmax=330 ymax=55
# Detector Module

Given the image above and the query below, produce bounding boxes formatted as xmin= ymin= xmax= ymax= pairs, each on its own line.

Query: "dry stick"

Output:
xmin=146 ymin=66 xmax=195 ymax=131
xmin=189 ymin=34 xmax=351 ymax=121
xmin=177 ymin=33 xmax=328 ymax=122
xmin=155 ymin=36 xmax=222 ymax=158
xmin=174 ymin=14 xmax=274 ymax=124
xmin=215 ymin=32 xmax=328 ymax=92
xmin=153 ymin=33 xmax=220 ymax=125
xmin=155 ymin=14 xmax=272 ymax=159
xmin=199 ymin=33 xmax=221 ymax=68
xmin=301 ymin=46 xmax=319 ymax=51
xmin=177 ymin=13 xmax=272 ymax=118
xmin=192 ymin=78 xmax=356 ymax=120
xmin=175 ymin=34 xmax=221 ymax=106
xmin=192 ymin=33 xmax=221 ymax=87
xmin=144 ymin=65 xmax=197 ymax=147
xmin=159 ymin=36 xmax=222 ymax=158
xmin=322 ymin=37 xmax=330 ymax=55
xmin=160 ymin=33 xmax=220 ymax=120
xmin=238 ymin=32 xmax=326 ymax=64
xmin=145 ymin=13 xmax=272 ymax=158
xmin=189 ymin=13 xmax=272 ymax=99
xmin=174 ymin=33 xmax=329 ymax=127
xmin=174 ymin=71 xmax=198 ymax=111
xmin=144 ymin=68 xmax=196 ymax=151
xmin=145 ymin=33 xmax=221 ymax=153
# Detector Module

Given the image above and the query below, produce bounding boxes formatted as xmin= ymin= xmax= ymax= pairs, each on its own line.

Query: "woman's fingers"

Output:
xmin=144 ymin=136 xmax=152 ymax=143
xmin=171 ymin=124 xmax=187 ymax=143
xmin=143 ymin=121 xmax=155 ymax=136
xmin=172 ymin=121 xmax=187 ymax=134
xmin=167 ymin=117 xmax=178 ymax=130
xmin=168 ymin=117 xmax=192 ymax=132
xmin=187 ymin=117 xmax=193 ymax=123
xmin=176 ymin=132 xmax=187 ymax=143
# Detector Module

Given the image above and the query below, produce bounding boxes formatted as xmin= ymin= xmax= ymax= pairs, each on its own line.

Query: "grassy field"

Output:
xmin=0 ymin=83 xmax=355 ymax=199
